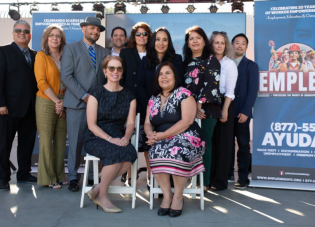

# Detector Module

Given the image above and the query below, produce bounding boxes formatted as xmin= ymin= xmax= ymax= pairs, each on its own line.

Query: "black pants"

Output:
xmin=230 ymin=118 xmax=251 ymax=181
xmin=210 ymin=98 xmax=234 ymax=190
xmin=0 ymin=103 xmax=37 ymax=182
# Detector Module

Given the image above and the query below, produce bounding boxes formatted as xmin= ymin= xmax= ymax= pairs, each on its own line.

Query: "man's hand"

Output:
xmin=237 ymin=113 xmax=248 ymax=123
xmin=196 ymin=102 xmax=206 ymax=119
xmin=84 ymin=94 xmax=90 ymax=103
xmin=0 ymin=106 xmax=8 ymax=115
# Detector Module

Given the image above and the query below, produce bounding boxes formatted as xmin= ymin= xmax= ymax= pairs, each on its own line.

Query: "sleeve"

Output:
xmin=34 ymin=51 xmax=52 ymax=92
xmin=198 ymin=56 xmax=221 ymax=105
xmin=174 ymin=55 xmax=185 ymax=85
xmin=119 ymin=49 xmax=127 ymax=86
xmin=240 ymin=62 xmax=259 ymax=117
xmin=224 ymin=59 xmax=238 ymax=100
xmin=129 ymin=89 xmax=136 ymax=102
xmin=177 ymin=87 xmax=192 ymax=104
xmin=137 ymin=57 xmax=150 ymax=116
xmin=0 ymin=48 xmax=7 ymax=107
xmin=89 ymin=86 xmax=101 ymax=102
xmin=60 ymin=45 xmax=87 ymax=100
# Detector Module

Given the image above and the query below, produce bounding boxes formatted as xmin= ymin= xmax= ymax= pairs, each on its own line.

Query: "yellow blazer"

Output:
xmin=34 ymin=51 xmax=61 ymax=100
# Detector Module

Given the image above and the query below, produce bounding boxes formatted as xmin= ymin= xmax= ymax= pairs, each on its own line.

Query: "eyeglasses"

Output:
xmin=135 ymin=32 xmax=148 ymax=37
xmin=48 ymin=34 xmax=62 ymax=39
xmin=212 ymin=31 xmax=227 ymax=35
xmin=106 ymin=66 xmax=123 ymax=72
xmin=14 ymin=29 xmax=30 ymax=34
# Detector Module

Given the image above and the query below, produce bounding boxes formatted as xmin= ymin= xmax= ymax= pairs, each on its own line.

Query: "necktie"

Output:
xmin=23 ymin=50 xmax=32 ymax=68
xmin=89 ymin=46 xmax=96 ymax=69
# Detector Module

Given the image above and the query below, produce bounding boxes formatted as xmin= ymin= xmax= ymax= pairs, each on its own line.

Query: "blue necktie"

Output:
xmin=23 ymin=50 xmax=32 ymax=68
xmin=89 ymin=46 xmax=96 ymax=69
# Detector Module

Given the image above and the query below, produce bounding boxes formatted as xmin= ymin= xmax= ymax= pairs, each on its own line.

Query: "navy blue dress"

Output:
xmin=84 ymin=86 xmax=137 ymax=166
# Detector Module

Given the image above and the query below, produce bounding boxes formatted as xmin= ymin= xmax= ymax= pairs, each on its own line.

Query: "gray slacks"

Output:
xmin=66 ymin=108 xmax=94 ymax=182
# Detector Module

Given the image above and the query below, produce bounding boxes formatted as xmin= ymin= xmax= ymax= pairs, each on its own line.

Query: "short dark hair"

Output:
xmin=147 ymin=27 xmax=175 ymax=70
xmin=152 ymin=62 xmax=181 ymax=97
xmin=232 ymin=33 xmax=248 ymax=45
xmin=111 ymin=26 xmax=127 ymax=38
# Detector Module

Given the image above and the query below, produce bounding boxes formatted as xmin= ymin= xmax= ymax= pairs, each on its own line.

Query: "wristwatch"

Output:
xmin=107 ymin=136 xmax=112 ymax=141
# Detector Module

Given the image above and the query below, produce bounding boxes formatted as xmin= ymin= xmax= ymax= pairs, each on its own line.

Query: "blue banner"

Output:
xmin=253 ymin=0 xmax=315 ymax=184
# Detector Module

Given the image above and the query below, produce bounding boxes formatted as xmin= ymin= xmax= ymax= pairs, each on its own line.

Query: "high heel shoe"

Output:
xmin=87 ymin=184 xmax=97 ymax=201
xmin=169 ymin=199 xmax=184 ymax=217
xmin=94 ymin=197 xmax=122 ymax=213
xmin=157 ymin=207 xmax=170 ymax=216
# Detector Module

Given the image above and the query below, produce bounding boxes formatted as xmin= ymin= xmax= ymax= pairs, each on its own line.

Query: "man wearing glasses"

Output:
xmin=61 ymin=17 xmax=110 ymax=192
xmin=0 ymin=20 xmax=38 ymax=191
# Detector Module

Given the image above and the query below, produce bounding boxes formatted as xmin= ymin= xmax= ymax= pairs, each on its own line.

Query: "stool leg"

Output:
xmin=150 ymin=172 xmax=154 ymax=210
xmin=80 ymin=160 xmax=90 ymax=208
xmin=192 ymin=175 xmax=197 ymax=199
xmin=93 ymin=160 xmax=99 ymax=185
xmin=200 ymin=172 xmax=204 ymax=210
xmin=131 ymin=160 xmax=137 ymax=209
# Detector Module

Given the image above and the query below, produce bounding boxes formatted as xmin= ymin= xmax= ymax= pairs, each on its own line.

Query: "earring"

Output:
xmin=105 ymin=75 xmax=107 ymax=78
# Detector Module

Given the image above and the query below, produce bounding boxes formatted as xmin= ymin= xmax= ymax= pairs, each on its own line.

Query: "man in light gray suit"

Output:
xmin=61 ymin=17 xmax=110 ymax=192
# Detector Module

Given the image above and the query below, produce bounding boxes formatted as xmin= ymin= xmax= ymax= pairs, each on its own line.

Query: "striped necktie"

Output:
xmin=23 ymin=50 xmax=32 ymax=68
xmin=89 ymin=46 xmax=96 ymax=69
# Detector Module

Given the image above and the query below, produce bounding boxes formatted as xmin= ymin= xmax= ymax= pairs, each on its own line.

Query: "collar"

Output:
xmin=111 ymin=47 xmax=120 ymax=56
xmin=234 ymin=55 xmax=244 ymax=63
xmin=16 ymin=43 xmax=29 ymax=52
xmin=82 ymin=39 xmax=96 ymax=51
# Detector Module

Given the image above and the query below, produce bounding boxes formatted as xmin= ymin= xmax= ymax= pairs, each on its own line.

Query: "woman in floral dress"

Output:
xmin=144 ymin=62 xmax=205 ymax=217
xmin=182 ymin=26 xmax=221 ymax=191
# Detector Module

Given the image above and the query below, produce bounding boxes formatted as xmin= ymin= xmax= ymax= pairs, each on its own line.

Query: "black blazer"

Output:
xmin=233 ymin=56 xmax=259 ymax=119
xmin=119 ymin=47 xmax=141 ymax=94
xmin=0 ymin=42 xmax=37 ymax=118
xmin=137 ymin=54 xmax=184 ymax=117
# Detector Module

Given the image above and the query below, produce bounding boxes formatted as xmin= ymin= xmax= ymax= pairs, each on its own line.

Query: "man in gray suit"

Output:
xmin=61 ymin=17 xmax=110 ymax=192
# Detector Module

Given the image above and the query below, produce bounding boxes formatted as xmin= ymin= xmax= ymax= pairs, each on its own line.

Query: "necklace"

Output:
xmin=161 ymin=92 xmax=171 ymax=103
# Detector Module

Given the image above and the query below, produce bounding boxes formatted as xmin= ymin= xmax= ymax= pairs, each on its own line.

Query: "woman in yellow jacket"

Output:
xmin=35 ymin=25 xmax=67 ymax=188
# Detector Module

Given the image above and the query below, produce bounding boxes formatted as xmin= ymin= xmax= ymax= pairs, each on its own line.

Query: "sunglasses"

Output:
xmin=106 ymin=66 xmax=123 ymax=72
xmin=48 ymin=34 xmax=62 ymax=39
xmin=212 ymin=31 xmax=227 ymax=35
xmin=14 ymin=29 xmax=30 ymax=34
xmin=135 ymin=32 xmax=148 ymax=37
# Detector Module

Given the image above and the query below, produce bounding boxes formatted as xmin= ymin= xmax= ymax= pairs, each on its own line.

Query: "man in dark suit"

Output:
xmin=0 ymin=20 xmax=38 ymax=191
xmin=231 ymin=33 xmax=259 ymax=189
xmin=109 ymin=26 xmax=127 ymax=56
xmin=61 ymin=17 xmax=110 ymax=192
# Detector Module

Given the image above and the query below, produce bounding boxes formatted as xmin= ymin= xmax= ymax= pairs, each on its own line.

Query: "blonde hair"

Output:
xmin=209 ymin=33 xmax=235 ymax=59
xmin=40 ymin=24 xmax=66 ymax=59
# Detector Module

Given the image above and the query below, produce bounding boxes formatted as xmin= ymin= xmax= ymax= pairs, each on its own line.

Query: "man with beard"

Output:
xmin=61 ymin=17 xmax=110 ymax=192
xmin=110 ymin=27 xmax=127 ymax=56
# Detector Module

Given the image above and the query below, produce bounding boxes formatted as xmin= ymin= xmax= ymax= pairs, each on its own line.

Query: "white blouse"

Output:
xmin=219 ymin=56 xmax=238 ymax=100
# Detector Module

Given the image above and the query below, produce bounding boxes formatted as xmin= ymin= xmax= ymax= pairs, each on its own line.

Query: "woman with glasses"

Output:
xmin=209 ymin=31 xmax=238 ymax=191
xmin=119 ymin=22 xmax=152 ymax=186
xmin=84 ymin=55 xmax=137 ymax=213
xmin=182 ymin=26 xmax=221 ymax=191
xmin=137 ymin=27 xmax=184 ymax=188
xmin=34 ymin=25 xmax=67 ymax=188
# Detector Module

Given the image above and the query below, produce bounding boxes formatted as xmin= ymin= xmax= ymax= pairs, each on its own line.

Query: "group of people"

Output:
xmin=0 ymin=16 xmax=259 ymax=217
xmin=269 ymin=43 xmax=315 ymax=72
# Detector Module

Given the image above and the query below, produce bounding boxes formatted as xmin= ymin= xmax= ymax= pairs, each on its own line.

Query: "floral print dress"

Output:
xmin=148 ymin=87 xmax=206 ymax=177
xmin=184 ymin=55 xmax=221 ymax=119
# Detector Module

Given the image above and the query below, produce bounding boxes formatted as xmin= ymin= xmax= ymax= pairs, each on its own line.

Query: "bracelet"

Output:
xmin=107 ymin=136 xmax=112 ymax=141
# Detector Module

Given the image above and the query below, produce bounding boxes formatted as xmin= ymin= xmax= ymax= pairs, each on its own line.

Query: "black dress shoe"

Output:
xmin=121 ymin=172 xmax=127 ymax=182
xmin=88 ymin=178 xmax=101 ymax=186
xmin=157 ymin=207 xmax=170 ymax=216
xmin=169 ymin=199 xmax=184 ymax=218
xmin=68 ymin=180 xmax=79 ymax=192
xmin=0 ymin=181 xmax=10 ymax=191
xmin=17 ymin=175 xmax=37 ymax=183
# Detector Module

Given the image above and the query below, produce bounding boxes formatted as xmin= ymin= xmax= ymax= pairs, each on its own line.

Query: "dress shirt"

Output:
xmin=16 ymin=43 xmax=32 ymax=65
xmin=219 ymin=56 xmax=238 ymax=100
xmin=234 ymin=55 xmax=244 ymax=67
xmin=81 ymin=40 xmax=96 ymax=100
xmin=138 ymin=52 xmax=146 ymax=59
xmin=111 ymin=47 xmax=120 ymax=56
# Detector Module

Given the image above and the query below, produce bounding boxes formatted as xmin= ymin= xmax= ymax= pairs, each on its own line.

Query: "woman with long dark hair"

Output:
xmin=137 ymin=27 xmax=184 ymax=188
xmin=119 ymin=22 xmax=153 ymax=185
xmin=182 ymin=26 xmax=221 ymax=191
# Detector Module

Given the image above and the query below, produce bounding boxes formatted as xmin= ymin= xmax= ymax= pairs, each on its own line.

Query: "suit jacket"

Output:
xmin=61 ymin=39 xmax=110 ymax=109
xmin=137 ymin=54 xmax=184 ymax=116
xmin=233 ymin=56 xmax=259 ymax=119
xmin=0 ymin=42 xmax=37 ymax=118
xmin=119 ymin=48 xmax=141 ymax=94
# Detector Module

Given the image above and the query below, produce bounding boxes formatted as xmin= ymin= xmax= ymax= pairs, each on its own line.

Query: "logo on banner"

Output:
xmin=259 ymin=41 xmax=315 ymax=97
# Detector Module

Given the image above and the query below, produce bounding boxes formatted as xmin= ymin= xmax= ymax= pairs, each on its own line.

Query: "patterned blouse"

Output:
xmin=184 ymin=55 xmax=222 ymax=119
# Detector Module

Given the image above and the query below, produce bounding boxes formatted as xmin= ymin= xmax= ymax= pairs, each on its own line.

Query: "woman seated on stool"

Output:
xmin=144 ymin=62 xmax=206 ymax=217
xmin=84 ymin=55 xmax=137 ymax=213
